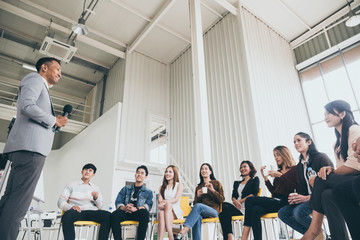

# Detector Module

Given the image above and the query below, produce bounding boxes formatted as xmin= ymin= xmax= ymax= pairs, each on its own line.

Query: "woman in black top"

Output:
xmin=219 ymin=160 xmax=259 ymax=240
xmin=278 ymin=132 xmax=332 ymax=238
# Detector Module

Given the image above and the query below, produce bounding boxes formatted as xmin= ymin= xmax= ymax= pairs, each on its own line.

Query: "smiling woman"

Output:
xmin=277 ymin=132 xmax=332 ymax=238
xmin=219 ymin=160 xmax=259 ymax=240
xmin=176 ymin=163 xmax=225 ymax=240
xmin=240 ymin=146 xmax=298 ymax=240
xmin=302 ymin=100 xmax=360 ymax=240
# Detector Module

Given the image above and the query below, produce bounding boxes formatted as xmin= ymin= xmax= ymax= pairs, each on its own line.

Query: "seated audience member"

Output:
xmin=332 ymin=136 xmax=360 ymax=240
xmin=110 ymin=165 xmax=153 ymax=240
xmin=278 ymin=132 xmax=332 ymax=240
xmin=176 ymin=163 xmax=225 ymax=240
xmin=219 ymin=160 xmax=259 ymax=240
xmin=57 ymin=163 xmax=110 ymax=240
xmin=302 ymin=100 xmax=360 ymax=240
xmin=241 ymin=146 xmax=299 ymax=240
xmin=157 ymin=165 xmax=183 ymax=240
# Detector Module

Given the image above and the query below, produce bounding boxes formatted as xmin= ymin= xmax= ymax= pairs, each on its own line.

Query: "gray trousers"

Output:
xmin=0 ymin=151 xmax=45 ymax=240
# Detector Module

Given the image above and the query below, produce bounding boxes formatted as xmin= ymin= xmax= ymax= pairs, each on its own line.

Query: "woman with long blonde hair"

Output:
xmin=241 ymin=146 xmax=299 ymax=240
xmin=157 ymin=165 xmax=183 ymax=240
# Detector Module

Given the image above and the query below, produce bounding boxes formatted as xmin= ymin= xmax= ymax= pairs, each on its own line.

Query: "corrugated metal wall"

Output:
xmin=202 ymin=13 xmax=256 ymax=197
xmin=118 ymin=51 xmax=169 ymax=164
xmin=103 ymin=58 xmax=126 ymax=113
xmin=293 ymin=8 xmax=360 ymax=64
xmin=240 ymin=8 xmax=311 ymax=169
xmin=170 ymin=9 xmax=311 ymax=200
xmin=170 ymin=49 xmax=198 ymax=185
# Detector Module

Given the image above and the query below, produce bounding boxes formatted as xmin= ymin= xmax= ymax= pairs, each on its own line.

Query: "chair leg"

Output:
xmin=57 ymin=224 xmax=62 ymax=240
xmin=271 ymin=219 xmax=277 ymax=240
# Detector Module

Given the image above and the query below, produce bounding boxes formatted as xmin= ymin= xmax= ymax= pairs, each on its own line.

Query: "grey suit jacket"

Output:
xmin=4 ymin=72 xmax=56 ymax=156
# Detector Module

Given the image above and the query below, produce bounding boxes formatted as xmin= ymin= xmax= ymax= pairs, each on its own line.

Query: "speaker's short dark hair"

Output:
xmin=82 ymin=163 xmax=97 ymax=173
xmin=136 ymin=165 xmax=148 ymax=176
xmin=35 ymin=57 xmax=61 ymax=73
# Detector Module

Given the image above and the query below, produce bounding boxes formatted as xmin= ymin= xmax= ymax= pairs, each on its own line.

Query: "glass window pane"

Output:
xmin=343 ymin=45 xmax=360 ymax=109
xmin=312 ymin=122 xmax=336 ymax=165
xmin=320 ymin=55 xmax=357 ymax=109
xmin=354 ymin=110 xmax=360 ymax=124
xmin=300 ymin=65 xmax=329 ymax=123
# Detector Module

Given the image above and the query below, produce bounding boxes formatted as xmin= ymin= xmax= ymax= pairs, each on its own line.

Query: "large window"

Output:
xmin=299 ymin=44 xmax=360 ymax=162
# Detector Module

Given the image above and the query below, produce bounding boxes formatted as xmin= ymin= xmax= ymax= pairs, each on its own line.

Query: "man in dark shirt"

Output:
xmin=110 ymin=165 xmax=153 ymax=240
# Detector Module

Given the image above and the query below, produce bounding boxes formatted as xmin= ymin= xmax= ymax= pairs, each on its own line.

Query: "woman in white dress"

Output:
xmin=158 ymin=165 xmax=184 ymax=240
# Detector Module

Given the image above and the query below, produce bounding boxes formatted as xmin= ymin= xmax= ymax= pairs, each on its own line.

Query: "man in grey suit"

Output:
xmin=0 ymin=57 xmax=68 ymax=240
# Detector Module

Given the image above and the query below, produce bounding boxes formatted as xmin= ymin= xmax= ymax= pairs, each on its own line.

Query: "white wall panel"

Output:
xmin=240 ymin=8 xmax=311 ymax=165
xmin=104 ymin=59 xmax=126 ymax=113
xmin=170 ymin=49 xmax=198 ymax=186
xmin=43 ymin=103 xmax=122 ymax=211
xmin=170 ymin=11 xmax=311 ymax=200
xmin=202 ymin=13 xmax=258 ymax=198
xmin=118 ymin=51 xmax=169 ymax=166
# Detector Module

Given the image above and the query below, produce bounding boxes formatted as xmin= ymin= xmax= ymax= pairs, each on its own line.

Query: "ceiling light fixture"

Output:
xmin=71 ymin=18 xmax=89 ymax=35
xmin=22 ymin=64 xmax=37 ymax=72
xmin=345 ymin=0 xmax=360 ymax=27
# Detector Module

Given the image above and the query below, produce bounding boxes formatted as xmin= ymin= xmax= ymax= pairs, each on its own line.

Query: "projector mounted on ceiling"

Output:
xmin=39 ymin=36 xmax=78 ymax=63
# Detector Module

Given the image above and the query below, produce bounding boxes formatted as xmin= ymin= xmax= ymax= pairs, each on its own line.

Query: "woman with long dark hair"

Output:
xmin=301 ymin=100 xmax=360 ymax=240
xmin=176 ymin=163 xmax=224 ymax=240
xmin=278 ymin=132 xmax=332 ymax=240
xmin=241 ymin=146 xmax=299 ymax=240
xmin=157 ymin=165 xmax=183 ymax=240
xmin=219 ymin=160 xmax=259 ymax=240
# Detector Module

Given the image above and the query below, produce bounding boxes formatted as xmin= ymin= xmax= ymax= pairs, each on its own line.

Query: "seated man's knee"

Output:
xmin=62 ymin=209 xmax=77 ymax=223
xmin=138 ymin=209 xmax=150 ymax=220
xmin=110 ymin=209 xmax=124 ymax=221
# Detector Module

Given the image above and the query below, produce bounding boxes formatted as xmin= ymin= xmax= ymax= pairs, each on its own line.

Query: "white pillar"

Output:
xmin=188 ymin=0 xmax=212 ymax=164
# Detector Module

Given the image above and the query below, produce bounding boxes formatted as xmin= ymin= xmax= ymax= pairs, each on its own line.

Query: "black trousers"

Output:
xmin=309 ymin=173 xmax=350 ymax=240
xmin=61 ymin=209 xmax=111 ymax=240
xmin=0 ymin=151 xmax=45 ymax=240
xmin=219 ymin=202 xmax=242 ymax=240
xmin=243 ymin=196 xmax=285 ymax=240
xmin=333 ymin=175 xmax=360 ymax=240
xmin=110 ymin=208 xmax=149 ymax=240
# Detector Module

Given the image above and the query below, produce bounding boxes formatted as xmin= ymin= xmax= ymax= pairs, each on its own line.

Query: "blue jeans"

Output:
xmin=278 ymin=201 xmax=311 ymax=234
xmin=183 ymin=203 xmax=218 ymax=240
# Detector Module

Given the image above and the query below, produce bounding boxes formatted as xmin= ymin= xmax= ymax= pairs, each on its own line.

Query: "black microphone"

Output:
xmin=55 ymin=104 xmax=73 ymax=132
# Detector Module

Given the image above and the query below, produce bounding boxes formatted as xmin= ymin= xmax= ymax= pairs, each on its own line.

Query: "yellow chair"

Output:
xmin=150 ymin=196 xmax=191 ymax=239
xmin=120 ymin=220 xmax=140 ymax=239
xmin=57 ymin=211 xmax=100 ymax=240
xmin=261 ymin=212 xmax=289 ymax=240
xmin=201 ymin=217 xmax=220 ymax=240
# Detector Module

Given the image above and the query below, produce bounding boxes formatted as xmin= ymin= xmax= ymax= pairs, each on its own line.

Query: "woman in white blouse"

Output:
xmin=301 ymin=100 xmax=360 ymax=240
xmin=157 ymin=165 xmax=183 ymax=240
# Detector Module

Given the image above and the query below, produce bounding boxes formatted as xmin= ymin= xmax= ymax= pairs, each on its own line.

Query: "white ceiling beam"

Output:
xmin=0 ymin=24 xmax=111 ymax=69
xmin=212 ymin=0 xmax=238 ymax=15
xmin=0 ymin=52 xmax=96 ymax=86
xmin=201 ymin=2 xmax=223 ymax=18
xmin=291 ymin=1 xmax=360 ymax=48
xmin=278 ymin=0 xmax=311 ymax=30
xmin=19 ymin=0 xmax=127 ymax=48
xmin=128 ymin=0 xmax=177 ymax=53
xmin=110 ymin=0 xmax=191 ymax=43
xmin=0 ymin=1 xmax=125 ymax=59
